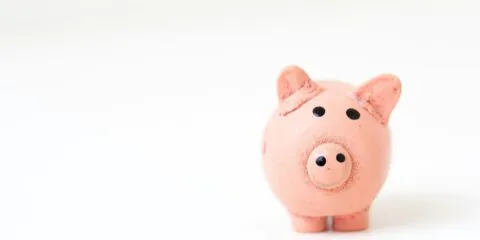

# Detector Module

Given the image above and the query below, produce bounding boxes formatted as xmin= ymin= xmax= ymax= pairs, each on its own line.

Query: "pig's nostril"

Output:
xmin=315 ymin=156 xmax=326 ymax=167
xmin=336 ymin=153 xmax=346 ymax=163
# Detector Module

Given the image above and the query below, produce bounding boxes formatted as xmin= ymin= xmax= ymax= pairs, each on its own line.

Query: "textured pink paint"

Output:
xmin=262 ymin=65 xmax=401 ymax=233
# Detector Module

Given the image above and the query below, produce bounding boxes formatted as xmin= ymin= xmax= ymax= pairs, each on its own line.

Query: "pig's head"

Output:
xmin=262 ymin=65 xmax=401 ymax=216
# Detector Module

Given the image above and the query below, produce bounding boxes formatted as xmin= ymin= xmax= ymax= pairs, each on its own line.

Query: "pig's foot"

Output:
xmin=290 ymin=214 xmax=327 ymax=233
xmin=332 ymin=208 xmax=369 ymax=232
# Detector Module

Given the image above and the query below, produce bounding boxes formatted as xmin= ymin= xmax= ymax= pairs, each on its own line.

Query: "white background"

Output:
xmin=1 ymin=0 xmax=479 ymax=239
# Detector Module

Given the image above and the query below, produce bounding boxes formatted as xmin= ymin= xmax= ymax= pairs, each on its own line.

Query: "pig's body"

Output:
xmin=262 ymin=66 xmax=401 ymax=232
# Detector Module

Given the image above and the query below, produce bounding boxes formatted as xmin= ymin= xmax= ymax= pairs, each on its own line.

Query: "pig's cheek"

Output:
xmin=262 ymin=141 xmax=267 ymax=155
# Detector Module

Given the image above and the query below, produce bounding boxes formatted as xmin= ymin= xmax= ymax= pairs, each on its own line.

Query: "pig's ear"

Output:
xmin=352 ymin=74 xmax=402 ymax=124
xmin=276 ymin=65 xmax=317 ymax=101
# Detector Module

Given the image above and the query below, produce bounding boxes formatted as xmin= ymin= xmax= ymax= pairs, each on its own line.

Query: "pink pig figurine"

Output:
xmin=261 ymin=65 xmax=402 ymax=233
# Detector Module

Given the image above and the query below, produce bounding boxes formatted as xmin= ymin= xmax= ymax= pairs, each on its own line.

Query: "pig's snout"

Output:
xmin=307 ymin=143 xmax=352 ymax=190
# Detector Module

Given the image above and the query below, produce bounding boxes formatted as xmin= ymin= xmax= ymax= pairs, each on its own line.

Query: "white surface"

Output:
xmin=1 ymin=0 xmax=480 ymax=239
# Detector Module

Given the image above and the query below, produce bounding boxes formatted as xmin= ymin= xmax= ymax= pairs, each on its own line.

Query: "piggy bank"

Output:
xmin=262 ymin=66 xmax=401 ymax=232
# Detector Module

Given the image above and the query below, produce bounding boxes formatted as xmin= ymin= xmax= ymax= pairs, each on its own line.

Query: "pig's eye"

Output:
xmin=312 ymin=106 xmax=325 ymax=117
xmin=346 ymin=108 xmax=360 ymax=120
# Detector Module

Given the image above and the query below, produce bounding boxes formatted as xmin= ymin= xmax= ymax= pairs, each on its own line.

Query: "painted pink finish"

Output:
xmin=262 ymin=65 xmax=401 ymax=232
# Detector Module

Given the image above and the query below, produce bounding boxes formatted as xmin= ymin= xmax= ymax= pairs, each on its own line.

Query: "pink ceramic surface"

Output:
xmin=262 ymin=66 xmax=401 ymax=232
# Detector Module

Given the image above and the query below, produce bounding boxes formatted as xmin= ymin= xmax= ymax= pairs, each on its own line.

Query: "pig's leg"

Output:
xmin=290 ymin=214 xmax=327 ymax=233
xmin=332 ymin=208 xmax=369 ymax=232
